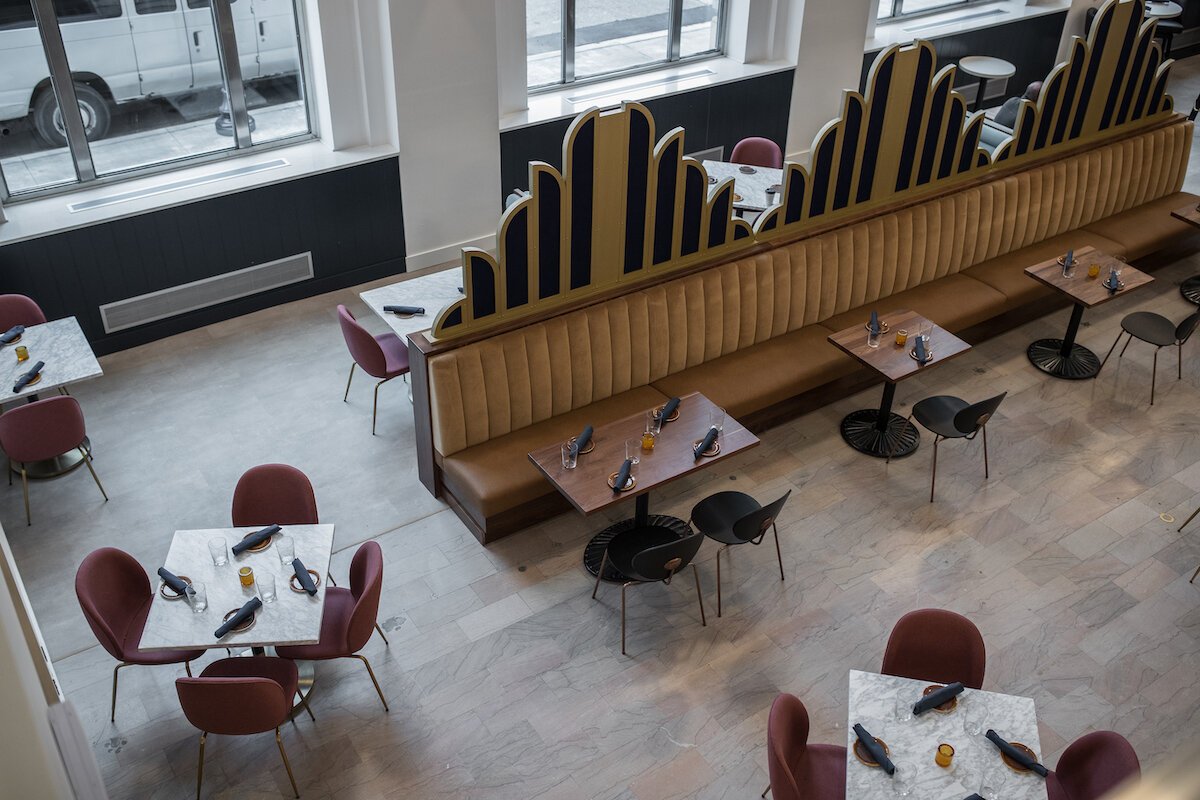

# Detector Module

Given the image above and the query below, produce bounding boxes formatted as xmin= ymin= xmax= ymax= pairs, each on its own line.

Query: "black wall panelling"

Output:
xmin=499 ymin=69 xmax=796 ymax=199
xmin=0 ymin=157 xmax=406 ymax=355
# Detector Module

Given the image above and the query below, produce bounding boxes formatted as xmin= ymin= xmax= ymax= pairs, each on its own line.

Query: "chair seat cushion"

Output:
xmin=126 ymin=598 xmax=204 ymax=665
xmin=912 ymin=395 xmax=971 ymax=438
xmin=823 ymin=274 xmax=1006 ymax=336
xmin=1082 ymin=191 xmax=1200 ymax=261
xmin=440 ymin=386 xmax=671 ymax=521
xmin=650 ymin=325 xmax=856 ymax=420
xmin=376 ymin=332 xmax=411 ymax=377
xmin=690 ymin=491 xmax=762 ymax=545
xmin=964 ymin=231 xmax=1127 ymax=310
xmin=791 ymin=743 xmax=848 ymax=800
xmin=1121 ymin=311 xmax=1176 ymax=346
xmin=275 ymin=587 xmax=355 ymax=661
xmin=201 ymin=655 xmax=300 ymax=698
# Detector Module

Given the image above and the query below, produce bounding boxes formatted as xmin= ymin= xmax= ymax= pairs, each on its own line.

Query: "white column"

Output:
xmin=496 ymin=0 xmax=529 ymax=115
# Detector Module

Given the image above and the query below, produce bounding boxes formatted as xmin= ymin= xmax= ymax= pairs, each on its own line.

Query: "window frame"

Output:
xmin=876 ymin=0 xmax=996 ymax=23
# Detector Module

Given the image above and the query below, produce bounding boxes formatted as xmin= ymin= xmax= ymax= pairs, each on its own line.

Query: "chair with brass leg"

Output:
xmin=337 ymin=304 xmax=410 ymax=435
xmin=276 ymin=541 xmax=390 ymax=711
xmin=891 ymin=392 xmax=1006 ymax=503
xmin=176 ymin=656 xmax=307 ymax=799
xmin=762 ymin=692 xmax=847 ymax=800
xmin=591 ymin=527 xmax=707 ymax=656
xmin=689 ymin=490 xmax=791 ymax=617
xmin=0 ymin=395 xmax=107 ymax=525
xmin=1100 ymin=311 xmax=1200 ymax=405
xmin=75 ymin=548 xmax=204 ymax=722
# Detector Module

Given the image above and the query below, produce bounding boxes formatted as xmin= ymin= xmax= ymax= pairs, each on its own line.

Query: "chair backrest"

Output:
xmin=231 ymin=464 xmax=319 ymax=527
xmin=0 ymin=294 xmax=46 ymax=330
xmin=1085 ymin=6 xmax=1098 ymax=34
xmin=346 ymin=541 xmax=384 ymax=653
xmin=732 ymin=491 xmax=792 ymax=543
xmin=953 ymin=392 xmax=1007 ymax=436
xmin=75 ymin=548 xmax=151 ymax=661
xmin=337 ymin=305 xmax=388 ymax=378
xmin=504 ymin=190 xmax=526 ymax=209
xmin=176 ymin=675 xmax=290 ymax=735
xmin=1054 ymin=731 xmax=1141 ymax=800
xmin=730 ymin=137 xmax=784 ymax=169
xmin=881 ymin=608 xmax=987 ymax=689
xmin=766 ymin=693 xmax=810 ymax=800
xmin=0 ymin=395 xmax=88 ymax=464
xmin=1175 ymin=311 xmax=1200 ymax=344
xmin=629 ymin=529 xmax=705 ymax=582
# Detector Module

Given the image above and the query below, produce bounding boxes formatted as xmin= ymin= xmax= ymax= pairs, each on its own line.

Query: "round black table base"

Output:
xmin=1027 ymin=339 xmax=1101 ymax=380
xmin=1181 ymin=275 xmax=1200 ymax=305
xmin=839 ymin=409 xmax=920 ymax=459
xmin=583 ymin=514 xmax=692 ymax=583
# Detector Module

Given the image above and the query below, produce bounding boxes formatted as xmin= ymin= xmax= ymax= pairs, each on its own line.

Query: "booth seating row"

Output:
xmin=419 ymin=117 xmax=1199 ymax=542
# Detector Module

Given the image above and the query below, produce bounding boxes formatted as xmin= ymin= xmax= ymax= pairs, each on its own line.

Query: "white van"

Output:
xmin=0 ymin=0 xmax=300 ymax=146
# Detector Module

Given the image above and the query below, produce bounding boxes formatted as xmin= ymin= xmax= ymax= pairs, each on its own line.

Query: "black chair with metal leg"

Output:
xmin=591 ymin=527 xmax=707 ymax=656
xmin=689 ymin=490 xmax=791 ymax=617
xmin=891 ymin=393 xmax=1006 ymax=502
xmin=1100 ymin=311 xmax=1200 ymax=405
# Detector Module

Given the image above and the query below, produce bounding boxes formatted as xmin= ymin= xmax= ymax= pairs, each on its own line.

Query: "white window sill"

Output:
xmin=500 ymin=57 xmax=798 ymax=133
xmin=0 ymin=140 xmax=399 ymax=247
xmin=867 ymin=0 xmax=1071 ymax=51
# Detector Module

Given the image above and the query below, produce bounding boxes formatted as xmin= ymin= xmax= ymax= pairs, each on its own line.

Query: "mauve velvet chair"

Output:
xmin=881 ymin=608 xmax=986 ymax=689
xmin=232 ymin=464 xmax=319 ymax=527
xmin=0 ymin=395 xmax=107 ymax=525
xmin=337 ymin=304 xmax=409 ymax=435
xmin=731 ymin=137 xmax=784 ymax=169
xmin=0 ymin=293 xmax=46 ymax=330
xmin=177 ymin=656 xmax=307 ymax=799
xmin=762 ymin=693 xmax=846 ymax=800
xmin=1046 ymin=731 xmax=1141 ymax=800
xmin=75 ymin=547 xmax=204 ymax=722
xmin=275 ymin=541 xmax=389 ymax=711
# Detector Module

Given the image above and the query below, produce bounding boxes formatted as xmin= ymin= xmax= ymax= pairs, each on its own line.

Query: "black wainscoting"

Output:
xmin=500 ymin=69 xmax=795 ymax=198
xmin=862 ymin=12 xmax=1069 ymax=106
xmin=0 ymin=157 xmax=406 ymax=355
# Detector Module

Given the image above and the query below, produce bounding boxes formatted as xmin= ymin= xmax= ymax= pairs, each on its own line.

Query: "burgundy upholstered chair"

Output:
xmin=75 ymin=548 xmax=204 ymax=722
xmin=0 ymin=395 xmax=106 ymax=525
xmin=232 ymin=463 xmax=319 ymax=527
xmin=275 ymin=541 xmax=389 ymax=711
xmin=764 ymin=693 xmax=847 ymax=800
xmin=731 ymin=137 xmax=784 ymax=169
xmin=1046 ymin=731 xmax=1141 ymax=800
xmin=881 ymin=608 xmax=986 ymax=689
xmin=177 ymin=656 xmax=308 ymax=799
xmin=337 ymin=304 xmax=410 ymax=435
xmin=0 ymin=293 xmax=46 ymax=330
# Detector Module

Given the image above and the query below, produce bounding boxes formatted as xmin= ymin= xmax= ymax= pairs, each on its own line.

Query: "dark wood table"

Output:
xmin=528 ymin=392 xmax=759 ymax=582
xmin=827 ymin=310 xmax=972 ymax=458
xmin=1024 ymin=246 xmax=1154 ymax=379
xmin=1170 ymin=203 xmax=1200 ymax=305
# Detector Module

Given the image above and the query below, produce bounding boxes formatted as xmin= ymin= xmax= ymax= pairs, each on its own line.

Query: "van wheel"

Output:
xmin=32 ymin=83 xmax=111 ymax=147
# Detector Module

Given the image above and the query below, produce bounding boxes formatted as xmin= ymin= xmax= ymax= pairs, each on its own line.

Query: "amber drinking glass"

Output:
xmin=238 ymin=566 xmax=255 ymax=587
xmin=14 ymin=346 xmax=28 ymax=362
xmin=935 ymin=743 xmax=955 ymax=768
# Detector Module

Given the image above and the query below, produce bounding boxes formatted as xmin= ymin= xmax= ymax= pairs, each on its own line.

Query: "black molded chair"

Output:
xmin=1100 ymin=310 xmax=1200 ymax=405
xmin=591 ymin=527 xmax=707 ymax=655
xmin=689 ymin=490 xmax=791 ymax=617
xmin=891 ymin=393 xmax=1006 ymax=502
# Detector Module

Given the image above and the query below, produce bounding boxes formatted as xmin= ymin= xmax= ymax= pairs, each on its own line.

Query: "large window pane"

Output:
xmin=574 ymin=0 xmax=671 ymax=82
xmin=247 ymin=0 xmax=310 ymax=144
xmin=526 ymin=0 xmax=561 ymax=88
xmin=679 ymin=0 xmax=721 ymax=59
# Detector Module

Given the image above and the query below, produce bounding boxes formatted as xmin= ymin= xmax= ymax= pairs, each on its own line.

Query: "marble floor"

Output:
xmin=6 ymin=60 xmax=1200 ymax=800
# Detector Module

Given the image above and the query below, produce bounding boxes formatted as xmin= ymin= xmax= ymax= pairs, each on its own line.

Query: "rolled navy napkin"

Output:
xmin=869 ymin=310 xmax=881 ymax=335
xmin=986 ymin=729 xmax=1048 ymax=777
xmin=457 ymin=286 xmax=465 ymax=294
xmin=914 ymin=336 xmax=928 ymax=364
xmin=613 ymin=458 xmax=632 ymax=493
xmin=694 ymin=427 xmax=719 ymax=460
xmin=13 ymin=360 xmax=44 ymax=393
xmin=384 ymin=305 xmax=425 ymax=315
xmin=1105 ymin=268 xmax=1121 ymax=291
xmin=964 ymin=795 xmax=985 ymax=800
xmin=658 ymin=396 xmax=681 ymax=423
xmin=231 ymin=524 xmax=280 ymax=556
xmin=214 ymin=597 xmax=262 ymax=639
xmin=913 ymin=681 xmax=965 ymax=715
xmin=852 ymin=723 xmax=895 ymax=775
xmin=1064 ymin=249 xmax=1074 ymax=266
xmin=0 ymin=325 xmax=24 ymax=344
xmin=156 ymin=567 xmax=193 ymax=597
xmin=571 ymin=424 xmax=593 ymax=456
xmin=292 ymin=558 xmax=318 ymax=596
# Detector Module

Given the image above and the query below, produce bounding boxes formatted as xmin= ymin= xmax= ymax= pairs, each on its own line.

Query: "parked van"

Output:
xmin=0 ymin=0 xmax=300 ymax=146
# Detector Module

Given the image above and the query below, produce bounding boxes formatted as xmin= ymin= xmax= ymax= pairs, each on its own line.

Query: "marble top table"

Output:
xmin=2 ymin=317 xmax=102 ymax=401
xmin=702 ymin=160 xmax=784 ymax=212
xmin=846 ymin=670 xmax=1047 ymax=800
xmin=359 ymin=266 xmax=465 ymax=340
xmin=140 ymin=525 xmax=334 ymax=651
xmin=1145 ymin=1 xmax=1182 ymax=18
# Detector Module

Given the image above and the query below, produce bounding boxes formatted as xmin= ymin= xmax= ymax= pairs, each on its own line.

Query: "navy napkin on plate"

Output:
xmin=659 ymin=397 xmax=681 ymax=423
xmin=1065 ymin=249 xmax=1074 ymax=266
xmin=869 ymin=310 xmax=881 ymax=334
xmin=913 ymin=681 xmax=965 ymax=715
xmin=695 ymin=427 xmax=718 ymax=460
xmin=986 ymin=730 xmax=1048 ymax=776
xmin=914 ymin=337 xmax=928 ymax=364
xmin=613 ymin=458 xmax=632 ymax=493
xmin=1105 ymin=268 xmax=1121 ymax=291
xmin=852 ymin=723 xmax=895 ymax=775
xmin=13 ymin=360 xmax=43 ymax=393
xmin=0 ymin=325 xmax=23 ymax=344
xmin=231 ymin=524 xmax=280 ymax=555
xmin=292 ymin=558 xmax=318 ymax=596
xmin=572 ymin=424 xmax=593 ymax=456
xmin=214 ymin=597 xmax=262 ymax=639
xmin=157 ymin=567 xmax=193 ymax=597
xmin=384 ymin=305 xmax=425 ymax=315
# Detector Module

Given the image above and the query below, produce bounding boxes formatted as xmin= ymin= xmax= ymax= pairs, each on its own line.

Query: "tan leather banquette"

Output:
xmin=421 ymin=118 xmax=1198 ymax=542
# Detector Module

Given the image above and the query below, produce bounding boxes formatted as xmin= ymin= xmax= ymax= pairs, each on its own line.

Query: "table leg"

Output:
xmin=1181 ymin=275 xmax=1200 ymax=305
xmin=839 ymin=381 xmax=921 ymax=458
xmin=10 ymin=435 xmax=91 ymax=479
xmin=238 ymin=646 xmax=315 ymax=716
xmin=1027 ymin=302 xmax=1102 ymax=379
xmin=974 ymin=76 xmax=990 ymax=111
xmin=582 ymin=491 xmax=692 ymax=583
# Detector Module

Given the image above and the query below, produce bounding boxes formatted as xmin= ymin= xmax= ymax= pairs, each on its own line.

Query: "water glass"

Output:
xmin=258 ymin=573 xmax=277 ymax=604
xmin=708 ymin=405 xmax=726 ymax=432
xmin=963 ymin=696 xmax=990 ymax=735
xmin=276 ymin=535 xmax=295 ymax=565
xmin=208 ymin=537 xmax=228 ymax=566
xmin=893 ymin=695 xmax=914 ymax=723
xmin=561 ymin=442 xmax=578 ymax=469
xmin=891 ymin=763 xmax=915 ymax=797
xmin=625 ymin=438 xmax=641 ymax=465
xmin=868 ymin=329 xmax=881 ymax=348
xmin=920 ymin=323 xmax=932 ymax=345
xmin=646 ymin=409 xmax=663 ymax=436
xmin=187 ymin=582 xmax=208 ymax=614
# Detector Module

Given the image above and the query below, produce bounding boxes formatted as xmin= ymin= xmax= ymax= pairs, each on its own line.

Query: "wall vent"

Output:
xmin=98 ymin=252 xmax=313 ymax=333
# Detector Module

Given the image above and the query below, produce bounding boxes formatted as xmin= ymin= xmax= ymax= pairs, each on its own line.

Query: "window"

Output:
xmin=528 ymin=0 xmax=727 ymax=90
xmin=0 ymin=0 xmax=312 ymax=200
xmin=877 ymin=0 xmax=986 ymax=21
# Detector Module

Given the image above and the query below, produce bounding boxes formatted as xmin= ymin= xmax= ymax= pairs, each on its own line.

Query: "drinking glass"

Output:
xmin=625 ymin=438 xmax=641 ymax=465
xmin=239 ymin=566 xmax=255 ymax=587
xmin=208 ymin=537 xmax=228 ymax=566
xmin=920 ymin=323 xmax=932 ymax=344
xmin=1087 ymin=263 xmax=1101 ymax=279
xmin=963 ymin=696 xmax=990 ymax=735
xmin=641 ymin=430 xmax=656 ymax=451
xmin=893 ymin=695 xmax=914 ymax=723
xmin=187 ymin=582 xmax=208 ymax=614
xmin=935 ymin=743 xmax=954 ymax=768
xmin=891 ymin=763 xmax=915 ymax=797
xmin=646 ymin=409 xmax=662 ymax=436
xmin=708 ymin=406 xmax=726 ymax=432
xmin=561 ymin=442 xmax=578 ymax=469
xmin=895 ymin=329 xmax=908 ymax=347
xmin=258 ymin=573 xmax=277 ymax=604
xmin=868 ymin=329 xmax=881 ymax=348
xmin=276 ymin=535 xmax=295 ymax=565
xmin=15 ymin=345 xmax=28 ymax=363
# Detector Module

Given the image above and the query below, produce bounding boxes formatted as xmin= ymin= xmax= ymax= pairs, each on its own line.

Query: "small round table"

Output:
xmin=1144 ymin=0 xmax=1182 ymax=18
xmin=959 ymin=56 xmax=1016 ymax=112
